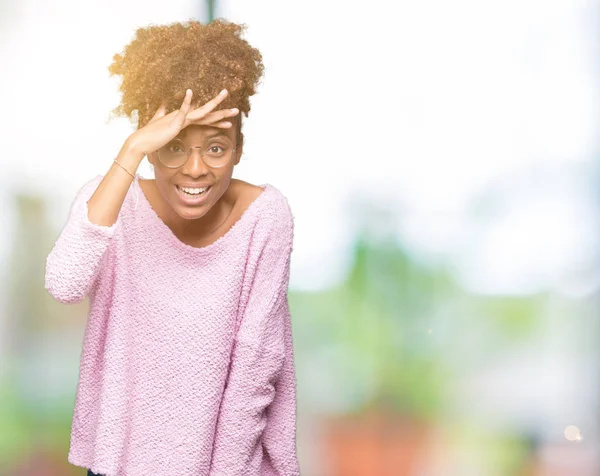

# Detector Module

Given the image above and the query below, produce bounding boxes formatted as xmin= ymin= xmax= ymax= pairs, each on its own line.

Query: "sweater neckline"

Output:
xmin=133 ymin=173 xmax=271 ymax=254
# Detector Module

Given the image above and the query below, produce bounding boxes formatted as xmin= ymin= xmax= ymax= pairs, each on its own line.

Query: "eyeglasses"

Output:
xmin=156 ymin=138 xmax=237 ymax=169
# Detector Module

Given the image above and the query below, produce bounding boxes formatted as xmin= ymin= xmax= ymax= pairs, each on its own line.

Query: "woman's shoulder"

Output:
xmin=234 ymin=179 xmax=293 ymax=227
xmin=232 ymin=179 xmax=265 ymax=210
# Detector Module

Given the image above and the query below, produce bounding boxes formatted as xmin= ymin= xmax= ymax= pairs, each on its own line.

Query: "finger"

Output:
xmin=148 ymin=101 xmax=167 ymax=125
xmin=173 ymin=89 xmax=194 ymax=129
xmin=187 ymin=107 xmax=238 ymax=124
xmin=213 ymin=121 xmax=233 ymax=128
xmin=188 ymin=118 xmax=233 ymax=129
xmin=186 ymin=89 xmax=229 ymax=120
xmin=184 ymin=109 xmax=235 ymax=128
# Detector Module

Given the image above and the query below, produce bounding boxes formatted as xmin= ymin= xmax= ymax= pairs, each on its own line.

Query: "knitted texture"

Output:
xmin=45 ymin=174 xmax=300 ymax=476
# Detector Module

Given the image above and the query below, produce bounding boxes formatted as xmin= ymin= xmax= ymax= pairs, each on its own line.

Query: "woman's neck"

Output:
xmin=145 ymin=179 xmax=237 ymax=242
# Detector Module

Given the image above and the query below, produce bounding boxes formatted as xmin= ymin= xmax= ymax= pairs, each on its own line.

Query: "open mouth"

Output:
xmin=176 ymin=184 xmax=211 ymax=198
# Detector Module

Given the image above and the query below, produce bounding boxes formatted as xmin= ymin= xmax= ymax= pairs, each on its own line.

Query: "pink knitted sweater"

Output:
xmin=44 ymin=173 xmax=300 ymax=476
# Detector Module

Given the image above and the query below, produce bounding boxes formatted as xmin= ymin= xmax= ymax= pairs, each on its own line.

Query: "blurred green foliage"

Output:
xmin=290 ymin=224 xmax=545 ymax=423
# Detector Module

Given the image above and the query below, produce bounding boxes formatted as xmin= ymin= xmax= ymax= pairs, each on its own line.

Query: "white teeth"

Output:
xmin=178 ymin=185 xmax=208 ymax=195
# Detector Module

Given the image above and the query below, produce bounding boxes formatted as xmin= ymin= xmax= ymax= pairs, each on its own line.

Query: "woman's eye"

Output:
xmin=210 ymin=146 xmax=224 ymax=153
xmin=169 ymin=143 xmax=185 ymax=153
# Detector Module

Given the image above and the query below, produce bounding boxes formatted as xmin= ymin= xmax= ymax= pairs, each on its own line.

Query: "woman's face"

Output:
xmin=147 ymin=117 xmax=242 ymax=222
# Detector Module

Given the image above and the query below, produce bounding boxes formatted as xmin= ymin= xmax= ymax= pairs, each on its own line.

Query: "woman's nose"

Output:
xmin=182 ymin=147 xmax=210 ymax=174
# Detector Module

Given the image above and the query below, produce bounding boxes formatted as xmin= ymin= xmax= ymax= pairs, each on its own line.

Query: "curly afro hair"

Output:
xmin=107 ymin=18 xmax=265 ymax=147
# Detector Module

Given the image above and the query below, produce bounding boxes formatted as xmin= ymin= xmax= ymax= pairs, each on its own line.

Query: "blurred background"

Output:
xmin=1 ymin=0 xmax=599 ymax=474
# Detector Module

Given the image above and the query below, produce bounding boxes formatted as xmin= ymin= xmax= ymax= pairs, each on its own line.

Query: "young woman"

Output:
xmin=45 ymin=19 xmax=300 ymax=476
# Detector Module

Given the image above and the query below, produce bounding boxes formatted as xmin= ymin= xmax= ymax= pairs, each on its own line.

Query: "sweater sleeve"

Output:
xmin=209 ymin=201 xmax=300 ymax=476
xmin=260 ymin=294 xmax=301 ymax=476
xmin=44 ymin=174 xmax=121 ymax=304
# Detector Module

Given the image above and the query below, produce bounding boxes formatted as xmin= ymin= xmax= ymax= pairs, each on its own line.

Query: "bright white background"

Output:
xmin=0 ymin=0 xmax=597 ymax=294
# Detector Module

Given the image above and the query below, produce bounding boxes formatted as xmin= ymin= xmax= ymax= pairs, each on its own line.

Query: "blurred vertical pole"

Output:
xmin=206 ymin=0 xmax=215 ymax=22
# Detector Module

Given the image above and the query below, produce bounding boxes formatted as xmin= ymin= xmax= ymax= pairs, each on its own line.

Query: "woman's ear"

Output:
xmin=234 ymin=146 xmax=243 ymax=166
xmin=234 ymin=135 xmax=244 ymax=166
